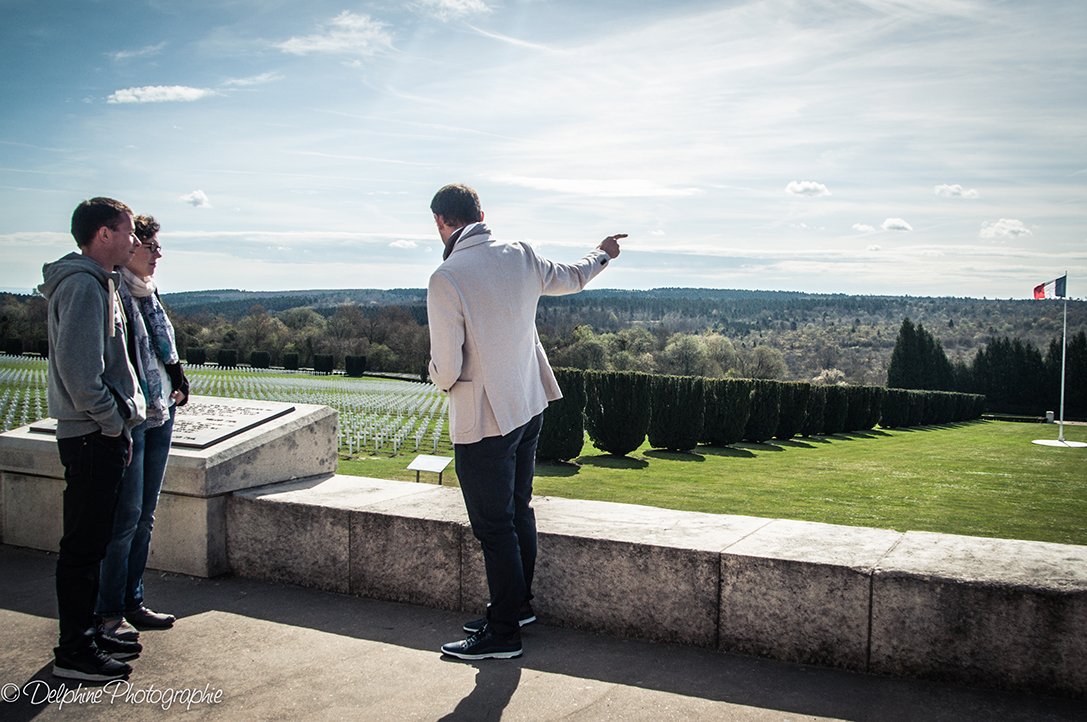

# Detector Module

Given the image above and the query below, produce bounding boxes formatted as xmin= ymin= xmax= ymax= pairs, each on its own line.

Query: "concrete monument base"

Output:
xmin=0 ymin=396 xmax=337 ymax=577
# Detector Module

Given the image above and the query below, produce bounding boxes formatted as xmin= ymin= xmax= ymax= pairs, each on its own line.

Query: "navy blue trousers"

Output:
xmin=454 ymin=412 xmax=543 ymax=637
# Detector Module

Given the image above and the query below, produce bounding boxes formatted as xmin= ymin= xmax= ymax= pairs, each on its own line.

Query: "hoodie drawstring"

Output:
xmin=108 ymin=277 xmax=116 ymax=338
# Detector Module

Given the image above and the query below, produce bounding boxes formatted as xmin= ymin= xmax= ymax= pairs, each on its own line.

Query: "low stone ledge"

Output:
xmin=719 ymin=519 xmax=901 ymax=671
xmin=347 ymin=485 xmax=469 ymax=611
xmin=871 ymin=531 xmax=1087 ymax=697
xmin=221 ymin=475 xmax=1086 ymax=698
xmin=227 ymin=475 xmax=436 ymax=594
xmin=531 ymin=497 xmax=768 ymax=648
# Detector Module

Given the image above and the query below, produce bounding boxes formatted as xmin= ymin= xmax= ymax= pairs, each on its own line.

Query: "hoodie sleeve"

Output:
xmin=52 ymin=276 xmax=127 ymax=436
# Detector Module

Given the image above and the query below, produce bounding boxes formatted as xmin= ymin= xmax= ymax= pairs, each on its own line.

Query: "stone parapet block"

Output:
xmin=719 ymin=519 xmax=901 ymax=670
xmin=871 ymin=531 xmax=1087 ymax=697
xmin=531 ymin=496 xmax=768 ymax=647
xmin=347 ymin=485 xmax=469 ymax=610
xmin=228 ymin=475 xmax=436 ymax=594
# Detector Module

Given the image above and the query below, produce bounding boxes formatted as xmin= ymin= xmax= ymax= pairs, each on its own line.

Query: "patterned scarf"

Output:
xmin=442 ymin=222 xmax=490 ymax=260
xmin=120 ymin=268 xmax=179 ymax=428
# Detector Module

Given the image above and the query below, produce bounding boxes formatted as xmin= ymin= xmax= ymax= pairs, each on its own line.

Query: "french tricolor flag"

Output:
xmin=1033 ymin=274 xmax=1067 ymax=299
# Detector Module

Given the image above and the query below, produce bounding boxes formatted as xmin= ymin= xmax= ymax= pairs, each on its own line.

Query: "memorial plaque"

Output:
xmin=172 ymin=397 xmax=295 ymax=449
xmin=29 ymin=396 xmax=296 ymax=450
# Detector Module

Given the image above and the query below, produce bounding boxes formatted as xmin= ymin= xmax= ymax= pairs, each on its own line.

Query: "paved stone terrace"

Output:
xmin=0 ymin=545 xmax=1082 ymax=722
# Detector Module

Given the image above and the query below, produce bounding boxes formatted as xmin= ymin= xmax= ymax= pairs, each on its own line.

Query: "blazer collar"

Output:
xmin=446 ymin=222 xmax=491 ymax=257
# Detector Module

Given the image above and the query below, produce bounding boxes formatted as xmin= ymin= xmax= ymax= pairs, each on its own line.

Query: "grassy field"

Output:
xmin=4 ymin=356 xmax=1083 ymax=546
xmin=339 ymin=420 xmax=1087 ymax=546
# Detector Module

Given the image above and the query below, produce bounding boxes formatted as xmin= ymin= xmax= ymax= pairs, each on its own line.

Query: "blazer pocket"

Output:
xmin=448 ymin=380 xmax=478 ymax=434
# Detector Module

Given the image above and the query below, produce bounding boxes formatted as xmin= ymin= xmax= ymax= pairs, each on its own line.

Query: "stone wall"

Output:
xmin=228 ymin=474 xmax=1087 ymax=699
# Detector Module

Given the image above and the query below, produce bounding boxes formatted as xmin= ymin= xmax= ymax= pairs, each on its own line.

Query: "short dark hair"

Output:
xmin=70 ymin=197 xmax=132 ymax=247
xmin=430 ymin=184 xmax=482 ymax=228
xmin=134 ymin=214 xmax=161 ymax=243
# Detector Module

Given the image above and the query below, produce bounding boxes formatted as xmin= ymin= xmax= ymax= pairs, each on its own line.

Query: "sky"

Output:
xmin=1 ymin=0 xmax=1085 ymax=299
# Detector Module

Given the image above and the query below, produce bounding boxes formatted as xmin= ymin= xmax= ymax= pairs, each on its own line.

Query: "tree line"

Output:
xmin=2 ymin=288 xmax=1082 ymax=418
xmin=536 ymin=368 xmax=984 ymax=460
xmin=887 ymin=318 xmax=1087 ymax=418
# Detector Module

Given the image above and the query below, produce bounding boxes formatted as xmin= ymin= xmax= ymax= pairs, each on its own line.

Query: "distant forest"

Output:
xmin=158 ymin=287 xmax=1084 ymax=387
xmin=3 ymin=287 xmax=1084 ymax=390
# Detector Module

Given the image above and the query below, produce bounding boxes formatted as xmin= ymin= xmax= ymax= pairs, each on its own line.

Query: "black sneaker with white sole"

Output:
xmin=95 ymin=632 xmax=142 ymax=661
xmin=441 ymin=628 xmax=523 ymax=660
xmin=53 ymin=647 xmax=132 ymax=682
xmin=462 ymin=603 xmax=536 ymax=634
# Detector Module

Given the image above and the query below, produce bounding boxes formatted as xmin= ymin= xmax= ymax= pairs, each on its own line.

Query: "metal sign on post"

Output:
xmin=407 ymin=454 xmax=453 ymax=485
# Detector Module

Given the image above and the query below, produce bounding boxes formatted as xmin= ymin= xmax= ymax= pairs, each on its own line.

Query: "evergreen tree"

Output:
xmin=584 ymin=370 xmax=651 ymax=456
xmin=887 ymin=318 xmax=954 ymax=390
xmin=647 ymin=375 xmax=704 ymax=451
xmin=800 ymin=385 xmax=827 ymax=436
xmin=701 ymin=378 xmax=753 ymax=446
xmin=774 ymin=382 xmax=811 ymax=440
xmin=743 ymin=379 xmax=781 ymax=443
xmin=537 ymin=368 xmax=588 ymax=461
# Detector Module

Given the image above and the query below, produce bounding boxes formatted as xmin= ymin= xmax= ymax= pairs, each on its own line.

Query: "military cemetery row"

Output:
xmin=0 ymin=357 xmax=451 ymax=458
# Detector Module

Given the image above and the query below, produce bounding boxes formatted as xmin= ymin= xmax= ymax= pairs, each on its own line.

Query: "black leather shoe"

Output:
xmin=53 ymin=647 xmax=132 ymax=682
xmin=441 ymin=627 xmax=522 ymax=660
xmin=94 ymin=632 xmax=142 ymax=661
xmin=126 ymin=605 xmax=176 ymax=630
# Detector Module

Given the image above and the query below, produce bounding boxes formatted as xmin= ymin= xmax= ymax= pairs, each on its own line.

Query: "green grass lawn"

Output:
xmin=338 ymin=420 xmax=1087 ymax=545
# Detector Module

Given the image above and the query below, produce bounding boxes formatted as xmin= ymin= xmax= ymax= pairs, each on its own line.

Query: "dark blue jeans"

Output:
xmin=97 ymin=406 xmax=175 ymax=617
xmin=454 ymin=412 xmax=543 ymax=638
xmin=55 ymin=430 xmax=129 ymax=653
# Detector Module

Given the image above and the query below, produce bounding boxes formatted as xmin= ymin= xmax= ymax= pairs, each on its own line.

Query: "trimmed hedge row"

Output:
xmin=538 ymin=369 xmax=985 ymax=459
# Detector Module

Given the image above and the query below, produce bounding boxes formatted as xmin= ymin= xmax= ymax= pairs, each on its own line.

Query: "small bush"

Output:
xmin=282 ymin=352 xmax=299 ymax=371
xmin=345 ymin=355 xmax=367 ymax=377
xmin=313 ymin=354 xmax=334 ymax=374
xmin=216 ymin=348 xmax=238 ymax=368
xmin=250 ymin=351 xmax=271 ymax=369
xmin=186 ymin=347 xmax=206 ymax=365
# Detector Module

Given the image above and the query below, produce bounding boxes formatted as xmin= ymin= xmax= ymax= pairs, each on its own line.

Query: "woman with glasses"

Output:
xmin=96 ymin=214 xmax=189 ymax=645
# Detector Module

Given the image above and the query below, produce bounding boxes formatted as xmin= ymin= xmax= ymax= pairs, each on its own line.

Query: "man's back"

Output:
xmin=427 ymin=227 xmax=611 ymax=444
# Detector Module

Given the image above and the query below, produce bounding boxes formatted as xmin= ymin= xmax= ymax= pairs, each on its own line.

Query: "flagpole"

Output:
xmin=1058 ymin=281 xmax=1067 ymax=443
xmin=1032 ymin=273 xmax=1084 ymax=447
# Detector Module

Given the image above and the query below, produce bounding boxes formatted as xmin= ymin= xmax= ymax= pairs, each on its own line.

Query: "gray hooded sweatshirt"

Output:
xmin=39 ymin=252 xmax=146 ymax=439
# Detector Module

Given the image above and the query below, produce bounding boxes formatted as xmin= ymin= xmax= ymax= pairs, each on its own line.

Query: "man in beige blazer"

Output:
xmin=427 ymin=183 xmax=623 ymax=660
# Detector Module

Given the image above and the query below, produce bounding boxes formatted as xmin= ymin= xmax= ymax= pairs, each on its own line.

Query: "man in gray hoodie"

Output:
xmin=39 ymin=197 xmax=147 ymax=681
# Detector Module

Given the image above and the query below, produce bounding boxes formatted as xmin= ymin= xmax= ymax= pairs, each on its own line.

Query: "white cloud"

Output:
xmin=389 ymin=239 xmax=418 ymax=249
xmin=785 ymin=180 xmax=831 ymax=197
xmin=867 ymin=245 xmax=882 ymax=252
xmin=278 ymin=12 xmax=393 ymax=57
xmin=980 ymin=218 xmax=1032 ymax=239
xmin=934 ymin=183 xmax=979 ymax=199
xmin=494 ymin=174 xmax=702 ymax=198
xmin=853 ymin=223 xmax=876 ymax=233
xmin=223 ymin=72 xmax=283 ymax=87
xmin=180 ymin=190 xmax=212 ymax=208
xmin=881 ymin=218 xmax=913 ymax=232
xmin=107 ymin=86 xmax=217 ymax=104
xmin=417 ymin=0 xmax=492 ymax=21
xmin=109 ymin=43 xmax=167 ymax=62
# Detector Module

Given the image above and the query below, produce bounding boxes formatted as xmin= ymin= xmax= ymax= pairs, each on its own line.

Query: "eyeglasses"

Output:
xmin=140 ymin=242 xmax=162 ymax=254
